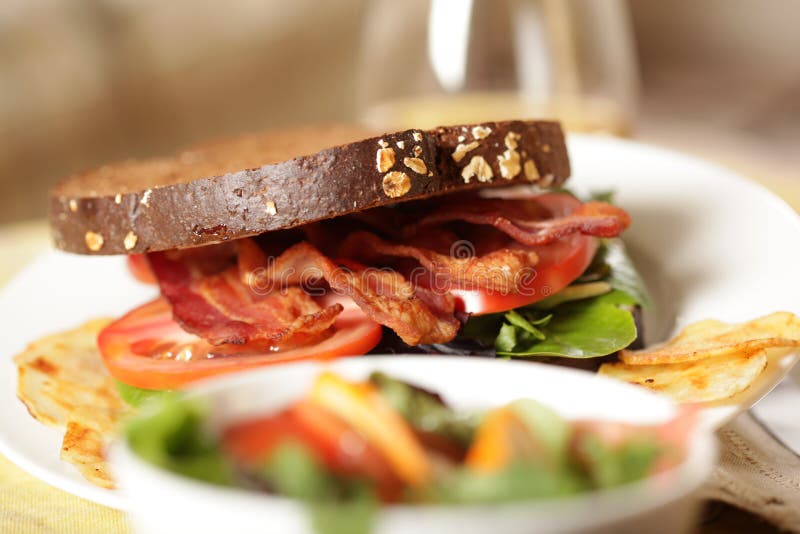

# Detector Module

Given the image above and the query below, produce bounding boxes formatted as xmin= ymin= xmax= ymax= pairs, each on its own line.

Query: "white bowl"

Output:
xmin=112 ymin=357 xmax=717 ymax=534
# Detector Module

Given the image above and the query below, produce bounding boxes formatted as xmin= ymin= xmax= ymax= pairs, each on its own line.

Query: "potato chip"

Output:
xmin=619 ymin=312 xmax=800 ymax=365
xmin=599 ymin=350 xmax=768 ymax=403
xmin=14 ymin=318 xmax=132 ymax=488
xmin=61 ymin=407 xmax=116 ymax=488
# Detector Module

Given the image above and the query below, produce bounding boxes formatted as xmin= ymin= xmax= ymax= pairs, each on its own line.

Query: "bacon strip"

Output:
xmin=147 ymin=251 xmax=341 ymax=347
xmin=339 ymin=231 xmax=538 ymax=293
xmin=263 ymin=242 xmax=459 ymax=345
xmin=404 ymin=197 xmax=630 ymax=246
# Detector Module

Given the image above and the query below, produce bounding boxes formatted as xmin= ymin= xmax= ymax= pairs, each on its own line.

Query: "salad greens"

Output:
xmin=462 ymin=237 xmax=650 ymax=359
xmin=506 ymin=399 xmax=570 ymax=467
xmin=116 ymin=380 xmax=170 ymax=408
xmin=261 ymin=443 xmax=375 ymax=534
xmin=584 ymin=238 xmax=652 ymax=309
xmin=369 ymin=372 xmax=476 ymax=447
xmin=421 ymin=461 xmax=589 ymax=503
xmin=126 ymin=396 xmax=233 ymax=485
xmin=574 ymin=434 xmax=661 ymax=488
xmin=466 ymin=290 xmax=638 ymax=358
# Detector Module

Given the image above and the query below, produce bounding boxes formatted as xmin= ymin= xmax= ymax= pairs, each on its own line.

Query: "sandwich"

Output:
xmin=47 ymin=120 xmax=637 ymax=392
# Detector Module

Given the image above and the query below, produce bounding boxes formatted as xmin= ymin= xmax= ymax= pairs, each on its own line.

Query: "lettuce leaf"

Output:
xmin=261 ymin=442 xmax=375 ymax=534
xmin=369 ymin=372 xmax=477 ymax=447
xmin=495 ymin=290 xmax=638 ymax=358
xmin=419 ymin=462 xmax=588 ymax=503
xmin=464 ymin=289 xmax=638 ymax=358
xmin=582 ymin=238 xmax=651 ymax=309
xmin=574 ymin=434 xmax=661 ymax=488
xmin=125 ymin=396 xmax=234 ymax=486
xmin=116 ymin=380 xmax=170 ymax=408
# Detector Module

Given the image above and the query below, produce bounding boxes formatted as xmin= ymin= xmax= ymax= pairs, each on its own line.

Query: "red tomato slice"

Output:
xmin=126 ymin=254 xmax=157 ymax=284
xmin=98 ymin=297 xmax=383 ymax=390
xmin=450 ymin=193 xmax=598 ymax=315
xmin=223 ymin=401 xmax=402 ymax=500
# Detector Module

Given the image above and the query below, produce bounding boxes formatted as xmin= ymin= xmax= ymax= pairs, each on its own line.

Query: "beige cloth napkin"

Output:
xmin=703 ymin=412 xmax=800 ymax=532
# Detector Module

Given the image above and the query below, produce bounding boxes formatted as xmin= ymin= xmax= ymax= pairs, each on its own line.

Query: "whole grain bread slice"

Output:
xmin=50 ymin=120 xmax=569 ymax=255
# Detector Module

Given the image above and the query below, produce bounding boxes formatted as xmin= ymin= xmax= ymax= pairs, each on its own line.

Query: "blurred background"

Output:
xmin=1 ymin=0 xmax=799 ymax=231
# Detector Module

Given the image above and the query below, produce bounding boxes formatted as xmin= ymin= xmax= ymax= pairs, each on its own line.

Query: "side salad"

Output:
xmin=127 ymin=372 xmax=690 ymax=534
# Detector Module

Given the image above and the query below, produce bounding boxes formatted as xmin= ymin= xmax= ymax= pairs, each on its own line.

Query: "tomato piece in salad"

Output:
xmin=223 ymin=400 xmax=403 ymax=500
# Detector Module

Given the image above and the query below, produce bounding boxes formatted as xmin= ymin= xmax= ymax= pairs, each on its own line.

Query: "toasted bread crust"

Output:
xmin=50 ymin=121 xmax=569 ymax=254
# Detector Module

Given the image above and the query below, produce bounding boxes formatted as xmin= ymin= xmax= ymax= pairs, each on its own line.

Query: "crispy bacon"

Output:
xmin=149 ymin=240 xmax=459 ymax=347
xmin=404 ymin=197 xmax=630 ymax=246
xmin=264 ymin=242 xmax=459 ymax=345
xmin=146 ymin=194 xmax=630 ymax=349
xmin=339 ymin=231 xmax=538 ymax=293
xmin=147 ymin=251 xmax=342 ymax=347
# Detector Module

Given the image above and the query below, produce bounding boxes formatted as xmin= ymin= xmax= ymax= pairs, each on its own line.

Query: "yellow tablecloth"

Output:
xmin=0 ymin=455 xmax=128 ymax=534
xmin=0 ymin=172 xmax=798 ymax=534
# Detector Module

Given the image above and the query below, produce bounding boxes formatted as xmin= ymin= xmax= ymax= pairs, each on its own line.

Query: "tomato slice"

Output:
xmin=453 ymin=235 xmax=597 ymax=315
xmin=98 ymin=297 xmax=383 ymax=390
xmin=222 ymin=400 xmax=402 ymax=500
xmin=308 ymin=372 xmax=431 ymax=487
xmin=126 ymin=254 xmax=157 ymax=284
xmin=449 ymin=193 xmax=598 ymax=315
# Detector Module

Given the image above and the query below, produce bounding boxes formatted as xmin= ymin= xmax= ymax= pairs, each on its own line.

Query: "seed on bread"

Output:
xmin=377 ymin=147 xmax=396 ymax=173
xmin=123 ymin=231 xmax=138 ymax=251
xmin=498 ymin=132 xmax=522 ymax=179
xmin=471 ymin=125 xmax=492 ymax=140
xmin=84 ymin=231 xmax=104 ymax=252
xmin=524 ymin=159 xmax=540 ymax=181
xmin=461 ymin=156 xmax=493 ymax=184
xmin=452 ymin=141 xmax=480 ymax=163
xmin=382 ymin=172 xmax=412 ymax=198
xmin=403 ymin=157 xmax=427 ymax=175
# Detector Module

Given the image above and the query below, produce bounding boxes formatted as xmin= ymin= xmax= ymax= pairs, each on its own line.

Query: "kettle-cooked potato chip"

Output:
xmin=14 ymin=318 xmax=131 ymax=488
xmin=619 ymin=312 xmax=800 ymax=366
xmin=600 ymin=350 xmax=768 ymax=403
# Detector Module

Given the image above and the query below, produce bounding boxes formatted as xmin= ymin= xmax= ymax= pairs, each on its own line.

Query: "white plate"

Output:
xmin=1 ymin=134 xmax=799 ymax=509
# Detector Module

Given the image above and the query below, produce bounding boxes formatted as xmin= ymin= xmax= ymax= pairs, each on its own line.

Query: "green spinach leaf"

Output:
xmin=583 ymin=239 xmax=651 ymax=308
xmin=116 ymin=380 xmax=169 ymax=408
xmin=125 ymin=396 xmax=234 ymax=486
xmin=495 ymin=290 xmax=638 ymax=358
xmin=369 ymin=372 xmax=477 ymax=447
xmin=261 ymin=443 xmax=375 ymax=534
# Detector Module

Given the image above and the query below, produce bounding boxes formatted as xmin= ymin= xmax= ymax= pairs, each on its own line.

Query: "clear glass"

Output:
xmin=357 ymin=0 xmax=639 ymax=136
